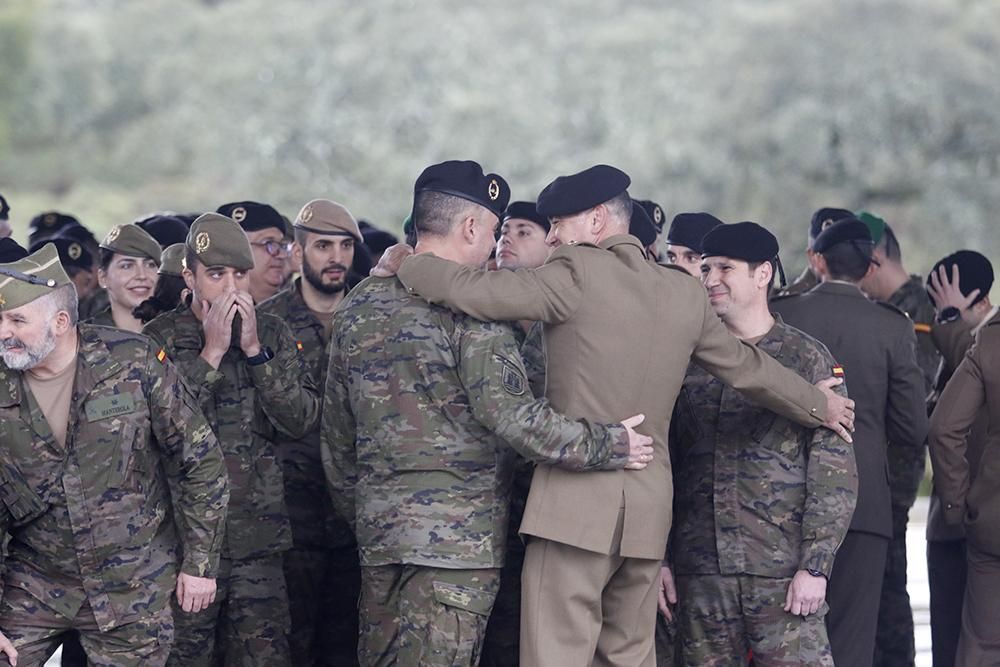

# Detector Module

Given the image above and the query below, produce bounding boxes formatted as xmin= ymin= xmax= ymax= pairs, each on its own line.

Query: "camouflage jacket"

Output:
xmin=888 ymin=275 xmax=939 ymax=394
xmin=84 ymin=303 xmax=116 ymax=328
xmin=257 ymin=279 xmax=355 ymax=551
xmin=78 ymin=287 xmax=110 ymax=321
xmin=144 ymin=300 xmax=320 ymax=560
xmin=886 ymin=275 xmax=939 ymax=507
xmin=0 ymin=324 xmax=228 ymax=631
xmin=321 ymin=277 xmax=631 ymax=569
xmin=670 ymin=318 xmax=858 ymax=578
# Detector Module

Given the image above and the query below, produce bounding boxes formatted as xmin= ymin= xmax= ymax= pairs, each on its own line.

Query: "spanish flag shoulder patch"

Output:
xmin=156 ymin=348 xmax=167 ymax=363
xmin=832 ymin=365 xmax=845 ymax=377
xmin=295 ymin=341 xmax=304 ymax=351
xmin=914 ymin=323 xmax=932 ymax=334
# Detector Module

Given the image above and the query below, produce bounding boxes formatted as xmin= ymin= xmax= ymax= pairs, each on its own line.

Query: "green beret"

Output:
xmin=185 ymin=213 xmax=254 ymax=271
xmin=856 ymin=211 xmax=887 ymax=246
xmin=158 ymin=243 xmax=185 ymax=277
xmin=100 ymin=224 xmax=162 ymax=264
xmin=0 ymin=244 xmax=72 ymax=312
xmin=294 ymin=199 xmax=363 ymax=241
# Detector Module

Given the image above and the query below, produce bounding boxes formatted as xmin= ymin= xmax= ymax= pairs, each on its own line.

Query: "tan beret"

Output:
xmin=185 ymin=213 xmax=254 ymax=271
xmin=294 ymin=199 xmax=362 ymax=241
xmin=158 ymin=243 xmax=185 ymax=277
xmin=100 ymin=224 xmax=162 ymax=264
xmin=0 ymin=244 xmax=72 ymax=312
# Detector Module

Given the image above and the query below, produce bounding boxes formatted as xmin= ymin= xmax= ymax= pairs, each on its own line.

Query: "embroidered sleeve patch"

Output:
xmin=296 ymin=341 xmax=304 ymax=351
xmin=832 ymin=365 xmax=845 ymax=377
xmin=156 ymin=348 xmax=167 ymax=363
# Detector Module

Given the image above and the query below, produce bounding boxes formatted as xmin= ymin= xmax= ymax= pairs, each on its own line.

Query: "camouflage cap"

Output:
xmin=185 ymin=213 xmax=254 ymax=271
xmin=100 ymin=224 xmax=162 ymax=264
xmin=294 ymin=199 xmax=363 ymax=241
xmin=0 ymin=243 xmax=72 ymax=311
xmin=158 ymin=243 xmax=185 ymax=277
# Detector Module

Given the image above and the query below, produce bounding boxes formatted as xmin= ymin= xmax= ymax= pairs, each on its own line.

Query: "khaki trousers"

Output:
xmin=520 ymin=536 xmax=660 ymax=667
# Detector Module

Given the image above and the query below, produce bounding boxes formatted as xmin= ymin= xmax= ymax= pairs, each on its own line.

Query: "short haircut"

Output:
xmin=603 ymin=191 xmax=633 ymax=225
xmin=823 ymin=244 xmax=872 ymax=282
xmin=37 ymin=283 xmax=79 ymax=326
xmin=184 ymin=246 xmax=201 ymax=273
xmin=412 ymin=191 xmax=482 ymax=238
xmin=877 ymin=225 xmax=902 ymax=262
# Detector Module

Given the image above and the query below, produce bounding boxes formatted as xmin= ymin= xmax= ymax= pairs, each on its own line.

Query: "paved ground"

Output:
xmin=45 ymin=498 xmax=937 ymax=666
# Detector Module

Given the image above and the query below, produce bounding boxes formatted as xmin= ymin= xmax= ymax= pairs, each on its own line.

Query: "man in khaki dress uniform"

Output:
xmin=375 ymin=164 xmax=856 ymax=667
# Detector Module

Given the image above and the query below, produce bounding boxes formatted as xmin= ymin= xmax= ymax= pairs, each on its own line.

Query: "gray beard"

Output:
xmin=1 ymin=326 xmax=57 ymax=370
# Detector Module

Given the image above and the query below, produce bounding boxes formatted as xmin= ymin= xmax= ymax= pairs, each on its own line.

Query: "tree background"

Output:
xmin=2 ymin=0 xmax=999 ymax=278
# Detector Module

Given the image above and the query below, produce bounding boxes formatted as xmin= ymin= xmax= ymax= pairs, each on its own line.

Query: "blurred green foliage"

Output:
xmin=1 ymin=0 xmax=999 ymax=282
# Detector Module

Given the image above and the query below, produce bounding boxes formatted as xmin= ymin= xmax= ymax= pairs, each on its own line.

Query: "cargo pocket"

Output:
xmin=425 ymin=580 xmax=497 ymax=665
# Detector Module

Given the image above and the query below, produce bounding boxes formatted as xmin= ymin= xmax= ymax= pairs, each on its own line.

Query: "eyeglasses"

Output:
xmin=250 ymin=240 xmax=293 ymax=257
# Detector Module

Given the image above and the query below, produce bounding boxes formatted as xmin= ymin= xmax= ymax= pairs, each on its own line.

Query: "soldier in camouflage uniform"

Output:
xmin=665 ymin=223 xmax=857 ymax=666
xmin=0 ymin=244 xmax=229 ymax=667
xmin=257 ymin=199 xmax=363 ymax=667
xmin=856 ymin=212 xmax=939 ymax=667
xmin=480 ymin=201 xmax=551 ymax=667
xmin=322 ymin=161 xmax=653 ymax=667
xmin=86 ymin=224 xmax=162 ymax=332
xmin=144 ymin=214 xmax=320 ymax=667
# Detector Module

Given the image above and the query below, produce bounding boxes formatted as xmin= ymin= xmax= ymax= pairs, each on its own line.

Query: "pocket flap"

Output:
xmin=432 ymin=580 xmax=496 ymax=616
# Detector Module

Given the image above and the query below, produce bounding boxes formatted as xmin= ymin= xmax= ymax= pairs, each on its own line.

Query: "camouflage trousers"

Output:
xmin=874 ymin=505 xmax=916 ymax=667
xmin=359 ymin=564 xmax=500 ymax=667
xmin=675 ymin=573 xmax=833 ymax=667
xmin=167 ymin=554 xmax=290 ymax=667
xmin=284 ymin=545 xmax=361 ymax=667
xmin=0 ymin=585 xmax=172 ymax=667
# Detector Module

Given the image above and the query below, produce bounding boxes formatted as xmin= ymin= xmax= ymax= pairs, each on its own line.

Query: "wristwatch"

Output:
xmin=246 ymin=346 xmax=274 ymax=366
xmin=937 ymin=306 xmax=961 ymax=324
xmin=806 ymin=569 xmax=827 ymax=579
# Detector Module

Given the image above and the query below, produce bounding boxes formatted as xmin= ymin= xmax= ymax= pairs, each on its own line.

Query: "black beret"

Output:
xmin=32 ymin=236 xmax=94 ymax=271
xmin=702 ymin=222 xmax=779 ymax=262
xmin=176 ymin=212 xmax=201 ymax=227
xmin=216 ymin=201 xmax=287 ymax=235
xmin=809 ymin=207 xmax=854 ymax=240
xmin=362 ymin=227 xmax=400 ymax=256
xmin=28 ymin=211 xmax=82 ymax=246
xmin=536 ymin=165 xmax=631 ymax=219
xmin=503 ymin=201 xmax=549 ymax=232
xmin=666 ymin=213 xmax=724 ymax=254
xmin=629 ymin=203 xmax=658 ymax=248
xmin=0 ymin=193 xmax=9 ymax=220
xmin=414 ymin=160 xmax=511 ymax=218
xmin=0 ymin=237 xmax=27 ymax=263
xmin=928 ymin=250 xmax=994 ymax=307
xmin=813 ymin=217 xmax=873 ymax=254
xmin=634 ymin=199 xmax=666 ymax=232
xmin=135 ymin=214 xmax=192 ymax=248
xmin=54 ymin=223 xmax=98 ymax=247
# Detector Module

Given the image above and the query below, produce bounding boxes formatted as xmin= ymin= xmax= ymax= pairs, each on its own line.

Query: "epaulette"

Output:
xmin=768 ymin=291 xmax=801 ymax=302
xmin=875 ymin=300 xmax=910 ymax=319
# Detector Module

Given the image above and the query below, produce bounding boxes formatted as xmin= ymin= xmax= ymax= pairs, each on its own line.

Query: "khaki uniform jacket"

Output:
xmin=771 ymin=281 xmax=929 ymax=538
xmin=928 ymin=312 xmax=1000 ymax=556
xmin=397 ymin=235 xmax=829 ymax=560
xmin=0 ymin=324 xmax=229 ymax=631
xmin=926 ymin=318 xmax=988 ymax=542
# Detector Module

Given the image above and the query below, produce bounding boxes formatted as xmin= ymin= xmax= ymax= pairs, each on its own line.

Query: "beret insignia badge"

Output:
xmin=43 ymin=213 xmax=57 ymax=227
xmin=106 ymin=226 xmax=121 ymax=243
xmin=488 ymin=179 xmax=500 ymax=202
xmin=195 ymin=231 xmax=211 ymax=254
xmin=300 ymin=206 xmax=313 ymax=223
xmin=231 ymin=207 xmax=247 ymax=223
xmin=68 ymin=243 xmax=82 ymax=260
xmin=653 ymin=206 xmax=663 ymax=224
